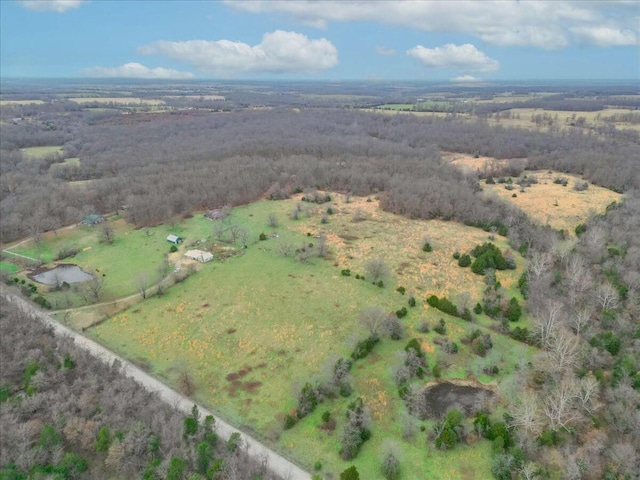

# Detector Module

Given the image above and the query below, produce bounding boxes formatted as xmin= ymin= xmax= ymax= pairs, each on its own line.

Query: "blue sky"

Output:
xmin=1 ymin=0 xmax=638 ymax=81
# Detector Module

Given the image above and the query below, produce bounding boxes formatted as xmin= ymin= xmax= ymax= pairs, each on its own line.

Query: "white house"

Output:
xmin=167 ymin=234 xmax=183 ymax=245
xmin=184 ymin=249 xmax=214 ymax=263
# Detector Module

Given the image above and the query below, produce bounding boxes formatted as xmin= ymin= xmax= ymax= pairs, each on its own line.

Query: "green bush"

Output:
xmin=377 ymin=280 xmax=384 ymax=288
xmin=458 ymin=254 xmax=471 ymax=267
xmin=321 ymin=411 xmax=331 ymax=423
xmin=396 ymin=286 xmax=405 ymax=295
xmin=395 ymin=307 xmax=408 ymax=318
xmin=259 ymin=232 xmax=267 ymax=241
xmin=341 ymin=269 xmax=351 ymax=276
xmin=340 ymin=466 xmax=360 ymax=480
xmin=422 ymin=242 xmax=432 ymax=252
xmin=505 ymin=297 xmax=522 ymax=322
xmin=169 ymin=245 xmax=178 ymax=253
xmin=283 ymin=414 xmax=297 ymax=430
xmin=351 ymin=335 xmax=379 ymax=360
xmin=453 ymin=251 xmax=460 ymax=259
xmin=408 ymin=296 xmax=416 ymax=307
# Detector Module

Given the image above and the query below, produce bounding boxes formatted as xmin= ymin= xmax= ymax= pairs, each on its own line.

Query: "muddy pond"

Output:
xmin=415 ymin=382 xmax=495 ymax=419
xmin=31 ymin=264 xmax=94 ymax=285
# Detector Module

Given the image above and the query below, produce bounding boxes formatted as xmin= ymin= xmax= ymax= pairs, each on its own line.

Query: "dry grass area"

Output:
xmin=442 ymin=151 xmax=515 ymax=174
xmin=482 ymin=170 xmax=622 ymax=232
xmin=68 ymin=97 xmax=165 ymax=105
xmin=289 ymin=194 xmax=520 ymax=302
xmin=0 ymin=99 xmax=45 ymax=106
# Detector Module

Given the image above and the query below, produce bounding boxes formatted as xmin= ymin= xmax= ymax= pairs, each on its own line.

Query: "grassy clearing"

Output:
xmin=481 ymin=170 xmax=622 ymax=233
xmin=0 ymin=261 xmax=19 ymax=274
xmin=73 ymin=195 xmax=531 ymax=477
xmin=376 ymin=103 xmax=415 ymax=110
xmin=0 ymin=99 xmax=45 ymax=106
xmin=67 ymin=97 xmax=164 ymax=105
xmin=20 ymin=145 xmax=63 ymax=159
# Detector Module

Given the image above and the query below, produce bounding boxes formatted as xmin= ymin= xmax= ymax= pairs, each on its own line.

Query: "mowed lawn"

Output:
xmin=85 ymin=195 xmax=531 ymax=477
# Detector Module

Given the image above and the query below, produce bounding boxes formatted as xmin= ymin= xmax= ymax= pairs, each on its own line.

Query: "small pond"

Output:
xmin=31 ymin=265 xmax=94 ymax=285
xmin=415 ymin=382 xmax=495 ymax=419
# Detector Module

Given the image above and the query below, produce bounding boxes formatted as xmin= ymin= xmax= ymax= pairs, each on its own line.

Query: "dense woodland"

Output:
xmin=0 ymin=297 xmax=283 ymax=480
xmin=1 ymin=82 xmax=639 ymax=479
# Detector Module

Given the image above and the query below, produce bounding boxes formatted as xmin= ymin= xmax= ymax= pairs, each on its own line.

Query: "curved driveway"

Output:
xmin=1 ymin=290 xmax=311 ymax=480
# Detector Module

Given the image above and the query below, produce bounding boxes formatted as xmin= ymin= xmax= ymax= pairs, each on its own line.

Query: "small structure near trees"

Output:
xmin=166 ymin=234 xmax=183 ymax=245
xmin=184 ymin=249 xmax=213 ymax=263
xmin=204 ymin=209 xmax=225 ymax=220
xmin=80 ymin=214 xmax=105 ymax=226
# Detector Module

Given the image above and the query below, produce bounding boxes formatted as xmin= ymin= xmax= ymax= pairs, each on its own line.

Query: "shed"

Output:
xmin=185 ymin=249 xmax=213 ymax=263
xmin=81 ymin=214 xmax=105 ymax=226
xmin=166 ymin=234 xmax=183 ymax=245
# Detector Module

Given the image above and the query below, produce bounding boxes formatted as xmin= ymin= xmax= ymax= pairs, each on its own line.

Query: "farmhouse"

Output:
xmin=166 ymin=234 xmax=183 ymax=245
xmin=184 ymin=249 xmax=213 ymax=263
xmin=80 ymin=214 xmax=105 ymax=226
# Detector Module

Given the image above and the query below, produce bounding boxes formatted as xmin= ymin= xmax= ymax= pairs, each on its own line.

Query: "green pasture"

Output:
xmin=72 ymin=195 xmax=532 ymax=477
xmin=0 ymin=261 xmax=19 ymax=274
xmin=20 ymin=145 xmax=64 ymax=159
xmin=376 ymin=103 xmax=415 ymax=110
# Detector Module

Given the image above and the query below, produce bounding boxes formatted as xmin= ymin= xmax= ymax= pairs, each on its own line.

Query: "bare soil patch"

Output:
xmin=416 ymin=381 xmax=494 ymax=419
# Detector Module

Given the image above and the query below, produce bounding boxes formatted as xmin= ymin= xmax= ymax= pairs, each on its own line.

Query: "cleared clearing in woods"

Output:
xmin=445 ymin=153 xmax=622 ymax=233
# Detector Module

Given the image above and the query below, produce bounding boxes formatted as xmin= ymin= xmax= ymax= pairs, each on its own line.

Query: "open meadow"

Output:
xmin=7 ymin=194 xmax=527 ymax=478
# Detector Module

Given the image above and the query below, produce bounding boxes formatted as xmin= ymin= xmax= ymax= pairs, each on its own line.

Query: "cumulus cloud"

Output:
xmin=81 ymin=62 xmax=194 ymax=79
xmin=139 ymin=31 xmax=338 ymax=76
xmin=375 ymin=46 xmax=396 ymax=56
xmin=407 ymin=43 xmax=499 ymax=73
xmin=18 ymin=0 xmax=86 ymax=13
xmin=225 ymin=0 xmax=640 ymax=49
xmin=451 ymin=75 xmax=479 ymax=83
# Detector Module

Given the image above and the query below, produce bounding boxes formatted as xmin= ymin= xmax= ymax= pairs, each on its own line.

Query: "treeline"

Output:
xmin=0 ymin=296 xmax=283 ymax=480
xmin=1 ymin=108 xmax=639 ymax=243
xmin=502 ymin=192 xmax=640 ymax=479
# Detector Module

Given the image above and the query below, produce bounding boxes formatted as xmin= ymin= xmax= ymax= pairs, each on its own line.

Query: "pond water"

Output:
xmin=32 ymin=265 xmax=94 ymax=285
xmin=416 ymin=382 xmax=494 ymax=419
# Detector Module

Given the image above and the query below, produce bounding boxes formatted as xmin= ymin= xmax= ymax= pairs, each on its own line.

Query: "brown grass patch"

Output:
xmin=482 ymin=170 xmax=621 ymax=233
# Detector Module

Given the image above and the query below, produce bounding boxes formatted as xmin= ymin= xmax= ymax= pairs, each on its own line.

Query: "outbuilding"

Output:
xmin=184 ymin=249 xmax=214 ymax=263
xmin=166 ymin=234 xmax=183 ymax=245
xmin=81 ymin=214 xmax=105 ymax=226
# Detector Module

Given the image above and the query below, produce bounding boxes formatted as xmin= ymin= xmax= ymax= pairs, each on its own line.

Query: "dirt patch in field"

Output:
xmin=415 ymin=381 xmax=494 ymax=419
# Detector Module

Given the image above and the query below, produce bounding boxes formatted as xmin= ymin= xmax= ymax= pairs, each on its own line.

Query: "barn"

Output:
xmin=166 ymin=234 xmax=183 ymax=245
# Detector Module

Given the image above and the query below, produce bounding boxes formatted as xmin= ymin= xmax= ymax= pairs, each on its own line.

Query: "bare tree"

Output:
xmin=570 ymin=306 xmax=593 ymax=335
xmin=85 ymin=276 xmax=105 ymax=303
xmin=509 ymin=393 xmax=543 ymax=437
xmin=546 ymin=329 xmax=580 ymax=374
xmin=276 ymin=241 xmax=294 ymax=257
xmin=213 ymin=220 xmax=226 ymax=242
xmin=596 ymin=282 xmax=619 ymax=311
xmin=267 ymin=213 xmax=279 ymax=228
xmin=315 ymin=234 xmax=328 ymax=258
xmin=135 ymin=272 xmax=150 ymax=299
xmin=365 ymin=258 xmax=391 ymax=283
xmin=528 ymin=250 xmax=553 ymax=281
xmin=542 ymin=375 xmax=579 ymax=432
xmin=359 ymin=307 xmax=386 ymax=336
xmin=101 ymin=224 xmax=115 ymax=245
xmin=532 ymin=300 xmax=563 ymax=349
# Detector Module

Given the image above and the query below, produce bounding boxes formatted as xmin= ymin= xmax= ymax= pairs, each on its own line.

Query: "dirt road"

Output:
xmin=1 ymin=289 xmax=311 ymax=480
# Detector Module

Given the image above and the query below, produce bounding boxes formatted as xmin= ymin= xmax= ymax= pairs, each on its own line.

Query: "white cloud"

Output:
xmin=375 ymin=46 xmax=396 ymax=56
xmin=225 ymin=0 xmax=640 ymax=49
xmin=407 ymin=43 xmax=499 ymax=73
xmin=139 ymin=30 xmax=338 ymax=76
xmin=18 ymin=0 xmax=86 ymax=13
xmin=452 ymin=75 xmax=479 ymax=83
xmin=81 ymin=62 xmax=194 ymax=79
xmin=571 ymin=26 xmax=639 ymax=47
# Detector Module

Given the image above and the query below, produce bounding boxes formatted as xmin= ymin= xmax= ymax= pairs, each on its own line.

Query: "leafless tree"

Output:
xmin=135 ymin=272 xmax=150 ymax=299
xmin=532 ymin=300 xmax=563 ymax=348
xmin=276 ymin=241 xmax=294 ymax=257
xmin=365 ymin=258 xmax=391 ymax=283
xmin=509 ymin=393 xmax=543 ymax=437
xmin=570 ymin=306 xmax=593 ymax=335
xmin=359 ymin=306 xmax=386 ymax=336
xmin=102 ymin=224 xmax=115 ymax=245
xmin=85 ymin=276 xmax=105 ymax=303
xmin=542 ymin=375 xmax=580 ymax=432
xmin=528 ymin=250 xmax=553 ymax=281
xmin=596 ymin=282 xmax=619 ymax=311
xmin=352 ymin=207 xmax=366 ymax=222
xmin=267 ymin=213 xmax=279 ymax=228
xmin=213 ymin=220 xmax=227 ymax=242
xmin=315 ymin=234 xmax=328 ymax=258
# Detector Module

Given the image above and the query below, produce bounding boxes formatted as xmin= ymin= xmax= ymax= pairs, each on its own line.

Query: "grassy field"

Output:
xmin=67 ymin=97 xmax=164 ymax=105
xmin=0 ymin=99 xmax=45 ymax=106
xmin=20 ymin=145 xmax=64 ymax=159
xmin=444 ymin=154 xmax=622 ymax=233
xmin=376 ymin=103 xmax=415 ymax=110
xmin=47 ymin=195 xmax=529 ymax=478
xmin=1 ymin=193 xmax=534 ymax=477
